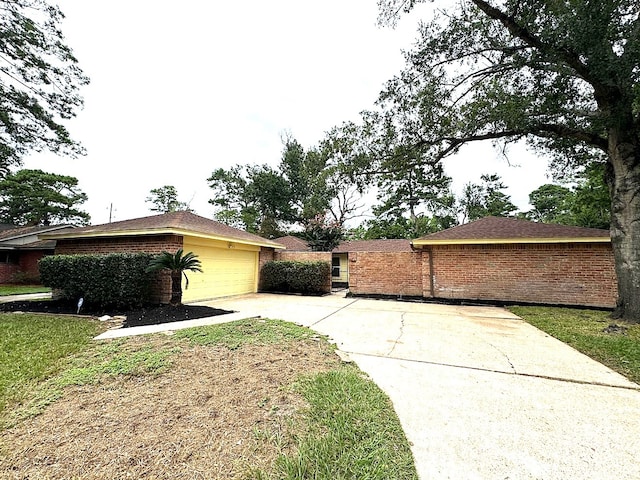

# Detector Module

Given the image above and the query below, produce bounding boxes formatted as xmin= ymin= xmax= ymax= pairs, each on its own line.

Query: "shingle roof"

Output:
xmin=41 ymin=211 xmax=283 ymax=248
xmin=0 ymin=224 xmax=71 ymax=242
xmin=333 ymin=239 xmax=414 ymax=253
xmin=272 ymin=235 xmax=312 ymax=251
xmin=413 ymin=216 xmax=610 ymax=245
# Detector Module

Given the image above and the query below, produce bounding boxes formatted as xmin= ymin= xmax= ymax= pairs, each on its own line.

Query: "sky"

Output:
xmin=24 ymin=0 xmax=550 ymax=226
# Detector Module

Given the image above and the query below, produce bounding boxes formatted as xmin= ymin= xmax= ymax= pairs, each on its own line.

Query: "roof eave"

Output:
xmin=412 ymin=236 xmax=611 ymax=247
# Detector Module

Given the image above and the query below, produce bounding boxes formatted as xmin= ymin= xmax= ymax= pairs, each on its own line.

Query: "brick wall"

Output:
xmin=348 ymin=251 xmax=425 ymax=297
xmin=55 ymin=235 xmax=183 ymax=255
xmin=0 ymin=251 xmax=48 ymax=283
xmin=430 ymin=243 xmax=617 ymax=308
xmin=54 ymin=235 xmax=183 ymax=304
xmin=0 ymin=263 xmax=19 ymax=283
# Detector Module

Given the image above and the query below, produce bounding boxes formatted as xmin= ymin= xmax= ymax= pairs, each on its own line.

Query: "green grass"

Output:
xmin=0 ymin=285 xmax=50 ymax=296
xmin=1 ymin=316 xmax=418 ymax=478
xmin=0 ymin=313 xmax=103 ymax=414
xmin=509 ymin=306 xmax=640 ymax=384
xmin=175 ymin=318 xmax=324 ymax=349
xmin=262 ymin=365 xmax=418 ymax=480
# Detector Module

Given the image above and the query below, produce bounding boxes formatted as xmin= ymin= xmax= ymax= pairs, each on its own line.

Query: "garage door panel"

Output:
xmin=182 ymin=241 xmax=258 ymax=302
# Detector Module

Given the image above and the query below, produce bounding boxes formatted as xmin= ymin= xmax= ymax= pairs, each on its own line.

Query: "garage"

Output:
xmin=182 ymin=237 xmax=259 ymax=302
xmin=44 ymin=211 xmax=283 ymax=305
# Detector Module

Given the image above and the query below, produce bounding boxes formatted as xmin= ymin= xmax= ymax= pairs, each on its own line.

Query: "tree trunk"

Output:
xmin=607 ymin=137 xmax=640 ymax=322
xmin=170 ymin=270 xmax=183 ymax=306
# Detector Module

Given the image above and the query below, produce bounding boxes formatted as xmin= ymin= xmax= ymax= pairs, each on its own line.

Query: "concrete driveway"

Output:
xmin=199 ymin=293 xmax=640 ymax=480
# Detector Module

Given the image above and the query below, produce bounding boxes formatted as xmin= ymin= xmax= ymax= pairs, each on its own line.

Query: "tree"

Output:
xmin=524 ymin=163 xmax=610 ymax=228
xmin=146 ymin=249 xmax=202 ymax=306
xmin=207 ymin=136 xmax=357 ymax=237
xmin=459 ymin=174 xmax=518 ymax=222
xmin=525 ymin=184 xmax=574 ymax=224
xmin=300 ymin=213 xmax=344 ymax=251
xmin=351 ymin=1 xmax=640 ymax=320
xmin=145 ymin=185 xmax=192 ymax=213
xmin=0 ymin=168 xmax=89 ymax=225
xmin=0 ymin=0 xmax=89 ymax=173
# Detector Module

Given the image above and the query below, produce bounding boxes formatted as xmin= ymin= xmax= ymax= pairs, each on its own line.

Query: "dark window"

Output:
xmin=0 ymin=252 xmax=19 ymax=264
xmin=332 ymin=257 xmax=340 ymax=277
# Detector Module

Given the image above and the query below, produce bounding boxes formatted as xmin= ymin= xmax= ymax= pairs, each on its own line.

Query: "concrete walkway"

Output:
xmin=97 ymin=293 xmax=640 ymax=479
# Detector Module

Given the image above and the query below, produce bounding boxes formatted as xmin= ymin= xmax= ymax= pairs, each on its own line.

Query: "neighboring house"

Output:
xmin=41 ymin=212 xmax=284 ymax=303
xmin=0 ymin=225 xmax=71 ymax=283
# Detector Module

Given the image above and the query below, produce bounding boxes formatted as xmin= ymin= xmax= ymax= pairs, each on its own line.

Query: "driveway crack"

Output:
xmin=485 ymin=340 xmax=516 ymax=374
xmin=387 ymin=312 xmax=406 ymax=357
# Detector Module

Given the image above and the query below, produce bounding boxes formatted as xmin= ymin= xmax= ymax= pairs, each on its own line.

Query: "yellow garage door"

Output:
xmin=182 ymin=238 xmax=259 ymax=303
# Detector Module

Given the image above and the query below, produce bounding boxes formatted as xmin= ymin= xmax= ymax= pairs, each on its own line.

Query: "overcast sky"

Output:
xmin=24 ymin=0 xmax=550 ymax=225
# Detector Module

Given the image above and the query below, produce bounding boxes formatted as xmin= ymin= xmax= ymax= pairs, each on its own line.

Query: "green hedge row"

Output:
xmin=39 ymin=253 xmax=156 ymax=309
xmin=260 ymin=260 xmax=330 ymax=295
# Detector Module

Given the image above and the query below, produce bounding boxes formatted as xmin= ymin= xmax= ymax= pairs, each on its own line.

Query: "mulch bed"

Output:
xmin=0 ymin=300 xmax=232 ymax=328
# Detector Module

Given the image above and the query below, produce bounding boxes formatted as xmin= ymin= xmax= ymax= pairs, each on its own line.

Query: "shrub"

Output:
xmin=39 ymin=253 xmax=156 ymax=309
xmin=260 ymin=260 xmax=330 ymax=295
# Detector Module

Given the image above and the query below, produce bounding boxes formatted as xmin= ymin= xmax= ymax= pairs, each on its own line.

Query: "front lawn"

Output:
xmin=0 ymin=285 xmax=50 ymax=296
xmin=0 ymin=317 xmax=418 ymax=479
xmin=509 ymin=306 xmax=640 ymax=384
xmin=0 ymin=313 xmax=104 ymax=414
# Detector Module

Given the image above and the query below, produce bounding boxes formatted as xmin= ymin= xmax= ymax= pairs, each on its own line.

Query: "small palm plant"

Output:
xmin=146 ymin=249 xmax=203 ymax=306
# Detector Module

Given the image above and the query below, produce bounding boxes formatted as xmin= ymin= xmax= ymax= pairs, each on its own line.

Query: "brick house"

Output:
xmin=0 ymin=225 xmax=71 ymax=283
xmin=41 ymin=212 xmax=283 ymax=303
xmin=411 ymin=217 xmax=616 ymax=308
xmin=274 ymin=217 xmax=616 ymax=308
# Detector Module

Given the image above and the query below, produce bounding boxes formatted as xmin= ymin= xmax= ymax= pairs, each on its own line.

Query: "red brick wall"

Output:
xmin=270 ymin=251 xmax=332 ymax=293
xmin=430 ymin=243 xmax=617 ymax=308
xmin=0 ymin=251 xmax=48 ymax=283
xmin=0 ymin=264 xmax=19 ymax=283
xmin=348 ymin=251 xmax=425 ymax=297
xmin=53 ymin=235 xmax=183 ymax=304
xmin=55 ymin=235 xmax=183 ymax=255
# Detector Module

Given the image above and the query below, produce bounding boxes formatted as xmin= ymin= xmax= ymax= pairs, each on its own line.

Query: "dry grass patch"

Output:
xmin=1 ymin=329 xmax=341 ymax=479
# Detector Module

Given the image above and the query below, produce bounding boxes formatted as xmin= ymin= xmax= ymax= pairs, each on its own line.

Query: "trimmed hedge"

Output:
xmin=260 ymin=260 xmax=330 ymax=295
xmin=39 ymin=253 xmax=156 ymax=309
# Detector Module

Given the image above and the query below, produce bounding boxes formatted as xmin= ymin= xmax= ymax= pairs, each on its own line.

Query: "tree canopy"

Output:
xmin=0 ymin=0 xmax=88 ymax=173
xmin=0 ymin=168 xmax=89 ymax=225
xmin=145 ymin=185 xmax=192 ymax=213
xmin=334 ymin=0 xmax=639 ymax=320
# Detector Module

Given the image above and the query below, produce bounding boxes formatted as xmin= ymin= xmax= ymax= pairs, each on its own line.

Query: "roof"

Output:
xmin=272 ymin=235 xmax=312 ymax=251
xmin=0 ymin=224 xmax=70 ymax=242
xmin=0 ymin=225 xmax=70 ymax=250
xmin=40 ymin=211 xmax=284 ymax=249
xmin=333 ymin=239 xmax=414 ymax=253
xmin=412 ymin=216 xmax=611 ymax=246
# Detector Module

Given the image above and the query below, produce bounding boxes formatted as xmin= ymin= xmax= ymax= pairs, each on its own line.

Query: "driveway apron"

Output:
xmin=201 ymin=293 xmax=640 ymax=479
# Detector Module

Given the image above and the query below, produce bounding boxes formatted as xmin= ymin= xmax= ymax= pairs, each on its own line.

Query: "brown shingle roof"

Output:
xmin=0 ymin=225 xmax=71 ymax=242
xmin=272 ymin=235 xmax=312 ymax=251
xmin=41 ymin=211 xmax=283 ymax=248
xmin=333 ymin=239 xmax=414 ymax=253
xmin=413 ymin=216 xmax=610 ymax=245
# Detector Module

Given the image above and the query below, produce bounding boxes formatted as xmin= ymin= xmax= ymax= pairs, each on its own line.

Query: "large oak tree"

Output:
xmin=361 ymin=0 xmax=640 ymax=321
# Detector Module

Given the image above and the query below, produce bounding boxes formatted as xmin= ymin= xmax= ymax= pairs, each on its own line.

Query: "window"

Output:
xmin=332 ymin=257 xmax=340 ymax=277
xmin=0 ymin=252 xmax=19 ymax=264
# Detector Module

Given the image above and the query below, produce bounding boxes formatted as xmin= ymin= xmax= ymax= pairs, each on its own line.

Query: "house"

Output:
xmin=411 ymin=216 xmax=615 ymax=308
xmin=272 ymin=236 xmax=413 ymax=291
xmin=276 ymin=217 xmax=616 ymax=308
xmin=40 ymin=212 xmax=284 ymax=303
xmin=0 ymin=224 xmax=71 ymax=283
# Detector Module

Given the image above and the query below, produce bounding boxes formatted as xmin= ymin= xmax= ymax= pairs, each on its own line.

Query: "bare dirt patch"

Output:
xmin=0 ymin=334 xmax=342 ymax=479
